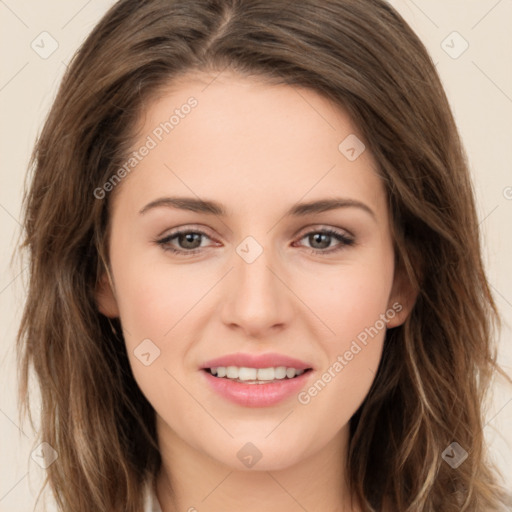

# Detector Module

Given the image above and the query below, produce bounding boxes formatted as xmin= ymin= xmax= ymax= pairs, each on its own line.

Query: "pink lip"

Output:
xmin=201 ymin=368 xmax=313 ymax=407
xmin=200 ymin=352 xmax=313 ymax=370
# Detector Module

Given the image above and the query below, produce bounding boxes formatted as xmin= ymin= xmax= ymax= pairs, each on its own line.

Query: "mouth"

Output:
xmin=200 ymin=365 xmax=314 ymax=407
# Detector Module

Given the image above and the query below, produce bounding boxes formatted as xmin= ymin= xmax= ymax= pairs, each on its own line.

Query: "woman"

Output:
xmin=16 ymin=0 xmax=511 ymax=510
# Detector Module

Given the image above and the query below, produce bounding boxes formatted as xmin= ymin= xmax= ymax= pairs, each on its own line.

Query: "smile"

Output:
xmin=207 ymin=365 xmax=309 ymax=383
xmin=201 ymin=367 xmax=314 ymax=407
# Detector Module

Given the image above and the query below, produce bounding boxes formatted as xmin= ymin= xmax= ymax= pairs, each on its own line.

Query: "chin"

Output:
xmin=212 ymin=437 xmax=310 ymax=472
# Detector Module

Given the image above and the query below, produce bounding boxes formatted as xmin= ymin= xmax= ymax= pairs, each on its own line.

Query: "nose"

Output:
xmin=220 ymin=241 xmax=294 ymax=339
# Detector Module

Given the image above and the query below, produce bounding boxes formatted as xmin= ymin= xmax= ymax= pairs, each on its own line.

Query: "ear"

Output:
xmin=386 ymin=261 xmax=419 ymax=328
xmin=95 ymin=271 xmax=120 ymax=318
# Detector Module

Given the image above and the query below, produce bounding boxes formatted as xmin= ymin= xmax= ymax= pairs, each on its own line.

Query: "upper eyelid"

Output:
xmin=296 ymin=224 xmax=354 ymax=239
xmin=158 ymin=225 xmax=216 ymax=243
xmin=158 ymin=223 xmax=353 ymax=238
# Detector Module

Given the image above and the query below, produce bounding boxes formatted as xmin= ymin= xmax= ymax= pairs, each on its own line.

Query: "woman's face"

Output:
xmin=97 ymin=71 xmax=412 ymax=471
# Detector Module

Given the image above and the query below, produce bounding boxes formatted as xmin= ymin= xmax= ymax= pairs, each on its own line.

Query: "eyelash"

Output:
xmin=155 ymin=227 xmax=355 ymax=256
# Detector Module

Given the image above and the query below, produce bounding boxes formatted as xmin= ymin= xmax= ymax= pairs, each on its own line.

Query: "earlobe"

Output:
xmin=95 ymin=271 xmax=120 ymax=318
xmin=386 ymin=264 xmax=419 ymax=328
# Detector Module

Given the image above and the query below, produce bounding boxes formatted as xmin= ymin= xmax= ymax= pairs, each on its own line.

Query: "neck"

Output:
xmin=154 ymin=418 xmax=359 ymax=512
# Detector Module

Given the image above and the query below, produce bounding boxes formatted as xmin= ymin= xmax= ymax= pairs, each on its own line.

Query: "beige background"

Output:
xmin=1 ymin=1 xmax=511 ymax=510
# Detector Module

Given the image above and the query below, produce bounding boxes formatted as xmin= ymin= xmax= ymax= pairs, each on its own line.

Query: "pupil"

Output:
xmin=180 ymin=233 xmax=201 ymax=249
xmin=310 ymin=233 xmax=330 ymax=249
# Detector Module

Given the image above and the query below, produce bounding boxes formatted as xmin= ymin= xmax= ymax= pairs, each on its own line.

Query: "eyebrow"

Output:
xmin=139 ymin=196 xmax=375 ymax=219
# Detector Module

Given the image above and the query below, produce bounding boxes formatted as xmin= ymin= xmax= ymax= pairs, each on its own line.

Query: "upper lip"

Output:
xmin=201 ymin=352 xmax=313 ymax=370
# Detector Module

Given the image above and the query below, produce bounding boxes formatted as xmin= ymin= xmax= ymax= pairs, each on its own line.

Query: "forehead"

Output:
xmin=110 ymin=71 xmax=386 ymax=221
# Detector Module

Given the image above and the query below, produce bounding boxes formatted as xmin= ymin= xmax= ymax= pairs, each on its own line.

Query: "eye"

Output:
xmin=294 ymin=228 xmax=355 ymax=255
xmin=156 ymin=228 xmax=216 ymax=255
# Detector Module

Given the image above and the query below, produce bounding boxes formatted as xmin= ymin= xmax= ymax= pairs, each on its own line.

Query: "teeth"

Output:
xmin=257 ymin=367 xmax=277 ymax=381
xmin=238 ymin=367 xmax=257 ymax=380
xmin=226 ymin=366 xmax=238 ymax=379
xmin=209 ymin=366 xmax=306 ymax=382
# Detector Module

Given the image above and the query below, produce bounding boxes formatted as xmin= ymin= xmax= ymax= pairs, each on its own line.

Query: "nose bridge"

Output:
xmin=221 ymin=234 xmax=292 ymax=335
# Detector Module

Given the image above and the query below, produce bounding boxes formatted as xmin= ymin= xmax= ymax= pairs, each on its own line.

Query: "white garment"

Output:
xmin=143 ymin=480 xmax=163 ymax=512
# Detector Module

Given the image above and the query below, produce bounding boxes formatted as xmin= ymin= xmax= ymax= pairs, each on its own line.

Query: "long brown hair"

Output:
xmin=16 ymin=0 xmax=511 ymax=510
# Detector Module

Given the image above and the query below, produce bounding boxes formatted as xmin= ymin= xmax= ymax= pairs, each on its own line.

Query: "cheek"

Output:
xmin=110 ymin=252 xmax=223 ymax=400
xmin=111 ymin=262 xmax=202 ymax=408
xmin=292 ymin=257 xmax=393 ymax=424
xmin=295 ymin=257 xmax=394 ymax=344
xmin=112 ymin=254 xmax=213 ymax=345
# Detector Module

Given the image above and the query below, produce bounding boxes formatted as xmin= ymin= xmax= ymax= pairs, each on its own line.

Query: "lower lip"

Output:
xmin=201 ymin=369 xmax=313 ymax=407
